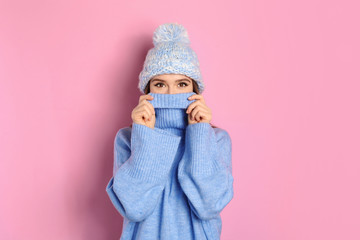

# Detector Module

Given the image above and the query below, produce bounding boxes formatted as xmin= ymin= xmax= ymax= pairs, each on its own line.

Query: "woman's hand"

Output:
xmin=131 ymin=94 xmax=156 ymax=129
xmin=186 ymin=94 xmax=212 ymax=125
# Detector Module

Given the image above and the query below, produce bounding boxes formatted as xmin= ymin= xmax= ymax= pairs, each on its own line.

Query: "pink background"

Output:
xmin=1 ymin=0 xmax=359 ymax=239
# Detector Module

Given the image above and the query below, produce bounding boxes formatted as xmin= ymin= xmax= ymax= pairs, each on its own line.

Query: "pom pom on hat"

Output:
xmin=138 ymin=22 xmax=205 ymax=94
xmin=153 ymin=23 xmax=191 ymax=46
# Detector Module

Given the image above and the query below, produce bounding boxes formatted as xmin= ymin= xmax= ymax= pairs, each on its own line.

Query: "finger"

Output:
xmin=139 ymin=94 xmax=154 ymax=103
xmin=191 ymin=106 xmax=205 ymax=121
xmin=140 ymin=97 xmax=154 ymax=105
xmin=194 ymin=110 xmax=205 ymax=122
xmin=188 ymin=94 xmax=205 ymax=103
xmin=190 ymin=105 xmax=201 ymax=120
xmin=141 ymin=104 xmax=153 ymax=120
xmin=186 ymin=100 xmax=206 ymax=114
xmin=186 ymin=100 xmax=200 ymax=114
xmin=143 ymin=101 xmax=156 ymax=115
xmin=138 ymin=98 xmax=156 ymax=114
xmin=135 ymin=109 xmax=150 ymax=122
xmin=193 ymin=105 xmax=210 ymax=121
xmin=198 ymin=109 xmax=211 ymax=122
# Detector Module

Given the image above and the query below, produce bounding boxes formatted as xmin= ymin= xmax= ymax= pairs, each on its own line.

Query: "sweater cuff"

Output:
xmin=120 ymin=123 xmax=182 ymax=182
xmin=185 ymin=122 xmax=222 ymax=176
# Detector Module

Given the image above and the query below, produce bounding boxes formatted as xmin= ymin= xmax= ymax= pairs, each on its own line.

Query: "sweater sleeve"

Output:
xmin=177 ymin=122 xmax=234 ymax=220
xmin=105 ymin=123 xmax=182 ymax=222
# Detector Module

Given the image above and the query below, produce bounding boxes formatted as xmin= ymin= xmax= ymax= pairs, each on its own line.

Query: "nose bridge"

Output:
xmin=167 ymin=85 xmax=175 ymax=94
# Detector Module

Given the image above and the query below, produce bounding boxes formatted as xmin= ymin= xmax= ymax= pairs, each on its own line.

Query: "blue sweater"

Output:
xmin=106 ymin=92 xmax=234 ymax=240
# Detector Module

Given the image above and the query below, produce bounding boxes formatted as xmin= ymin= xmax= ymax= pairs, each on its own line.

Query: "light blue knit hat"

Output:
xmin=138 ymin=23 xmax=205 ymax=94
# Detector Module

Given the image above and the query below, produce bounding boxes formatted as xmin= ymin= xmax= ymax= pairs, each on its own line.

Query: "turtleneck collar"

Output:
xmin=148 ymin=92 xmax=196 ymax=136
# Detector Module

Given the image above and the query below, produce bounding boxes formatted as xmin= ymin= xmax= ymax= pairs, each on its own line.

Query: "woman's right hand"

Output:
xmin=131 ymin=94 xmax=156 ymax=129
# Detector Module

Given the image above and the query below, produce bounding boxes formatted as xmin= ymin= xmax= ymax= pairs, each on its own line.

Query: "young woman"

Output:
xmin=106 ymin=23 xmax=234 ymax=240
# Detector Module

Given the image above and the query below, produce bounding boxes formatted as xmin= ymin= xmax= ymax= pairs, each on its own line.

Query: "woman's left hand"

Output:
xmin=186 ymin=94 xmax=212 ymax=125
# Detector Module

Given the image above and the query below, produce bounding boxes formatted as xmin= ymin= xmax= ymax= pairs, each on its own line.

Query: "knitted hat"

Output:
xmin=138 ymin=23 xmax=205 ymax=94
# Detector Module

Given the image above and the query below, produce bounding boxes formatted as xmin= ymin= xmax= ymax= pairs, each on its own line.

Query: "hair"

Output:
xmin=129 ymin=78 xmax=218 ymax=128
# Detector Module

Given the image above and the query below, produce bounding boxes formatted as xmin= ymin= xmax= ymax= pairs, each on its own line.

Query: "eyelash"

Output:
xmin=154 ymin=82 xmax=188 ymax=88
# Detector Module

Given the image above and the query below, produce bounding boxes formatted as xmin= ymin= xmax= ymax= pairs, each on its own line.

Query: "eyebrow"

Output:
xmin=151 ymin=78 xmax=191 ymax=83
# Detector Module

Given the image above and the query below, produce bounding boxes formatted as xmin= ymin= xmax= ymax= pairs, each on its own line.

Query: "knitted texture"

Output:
xmin=106 ymin=92 xmax=233 ymax=240
xmin=148 ymin=92 xmax=196 ymax=136
xmin=138 ymin=23 xmax=205 ymax=94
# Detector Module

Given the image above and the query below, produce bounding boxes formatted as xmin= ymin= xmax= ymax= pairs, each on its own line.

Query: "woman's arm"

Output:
xmin=177 ymin=122 xmax=234 ymax=220
xmin=106 ymin=123 xmax=182 ymax=222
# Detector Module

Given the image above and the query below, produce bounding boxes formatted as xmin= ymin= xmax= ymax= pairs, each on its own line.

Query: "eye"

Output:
xmin=154 ymin=83 xmax=165 ymax=88
xmin=178 ymin=82 xmax=188 ymax=87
